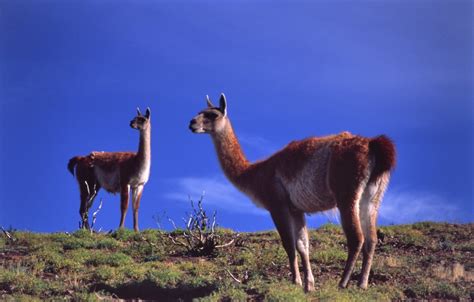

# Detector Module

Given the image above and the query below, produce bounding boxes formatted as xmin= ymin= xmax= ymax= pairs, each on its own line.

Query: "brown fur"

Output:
xmin=68 ymin=152 xmax=137 ymax=193
xmin=190 ymin=94 xmax=396 ymax=291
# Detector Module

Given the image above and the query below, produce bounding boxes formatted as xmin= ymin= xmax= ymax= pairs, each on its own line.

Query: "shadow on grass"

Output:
xmin=93 ymin=281 xmax=216 ymax=301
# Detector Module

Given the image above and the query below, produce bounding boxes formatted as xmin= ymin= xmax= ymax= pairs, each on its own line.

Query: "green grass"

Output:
xmin=0 ymin=223 xmax=472 ymax=300
xmin=312 ymin=247 xmax=347 ymax=265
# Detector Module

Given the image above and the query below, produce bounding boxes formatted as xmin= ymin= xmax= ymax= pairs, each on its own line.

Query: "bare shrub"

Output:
xmin=167 ymin=194 xmax=238 ymax=257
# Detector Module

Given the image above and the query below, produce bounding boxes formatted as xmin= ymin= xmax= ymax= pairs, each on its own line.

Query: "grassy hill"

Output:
xmin=0 ymin=222 xmax=472 ymax=301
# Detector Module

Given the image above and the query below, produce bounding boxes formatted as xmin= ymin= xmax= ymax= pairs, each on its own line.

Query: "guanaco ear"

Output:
xmin=219 ymin=93 xmax=227 ymax=116
xmin=145 ymin=107 xmax=151 ymax=119
xmin=206 ymin=95 xmax=214 ymax=108
xmin=137 ymin=107 xmax=142 ymax=116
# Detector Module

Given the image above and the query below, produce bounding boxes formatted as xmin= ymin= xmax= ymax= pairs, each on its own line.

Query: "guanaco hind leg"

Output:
xmin=358 ymin=173 xmax=389 ymax=289
xmin=78 ymin=172 xmax=100 ymax=229
xmin=337 ymin=183 xmax=365 ymax=289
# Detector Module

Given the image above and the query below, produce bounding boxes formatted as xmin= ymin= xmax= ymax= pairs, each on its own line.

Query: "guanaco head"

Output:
xmin=130 ymin=107 xmax=151 ymax=131
xmin=189 ymin=94 xmax=228 ymax=134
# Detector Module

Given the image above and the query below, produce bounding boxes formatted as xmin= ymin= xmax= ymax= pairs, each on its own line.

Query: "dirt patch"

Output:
xmin=93 ymin=281 xmax=216 ymax=301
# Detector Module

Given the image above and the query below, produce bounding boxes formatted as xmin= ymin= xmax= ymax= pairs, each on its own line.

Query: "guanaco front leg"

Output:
xmin=119 ymin=185 xmax=130 ymax=229
xmin=131 ymin=185 xmax=144 ymax=232
xmin=270 ymin=206 xmax=302 ymax=287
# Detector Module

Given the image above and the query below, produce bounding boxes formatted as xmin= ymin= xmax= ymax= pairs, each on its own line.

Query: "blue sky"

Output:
xmin=0 ymin=0 xmax=472 ymax=232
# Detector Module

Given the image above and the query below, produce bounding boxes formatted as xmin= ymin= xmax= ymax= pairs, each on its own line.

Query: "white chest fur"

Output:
xmin=129 ymin=161 xmax=150 ymax=187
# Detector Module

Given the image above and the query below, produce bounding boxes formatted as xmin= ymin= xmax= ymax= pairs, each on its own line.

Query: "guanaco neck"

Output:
xmin=210 ymin=119 xmax=250 ymax=185
xmin=136 ymin=124 xmax=151 ymax=168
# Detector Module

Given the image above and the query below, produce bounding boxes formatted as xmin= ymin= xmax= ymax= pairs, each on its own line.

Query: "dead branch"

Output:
xmin=167 ymin=216 xmax=179 ymax=230
xmin=167 ymin=233 xmax=189 ymax=249
xmin=1 ymin=226 xmax=15 ymax=242
xmin=215 ymin=239 xmax=236 ymax=249
xmin=90 ymin=198 xmax=103 ymax=232
xmin=225 ymin=269 xmax=242 ymax=283
xmin=84 ymin=180 xmax=97 ymax=210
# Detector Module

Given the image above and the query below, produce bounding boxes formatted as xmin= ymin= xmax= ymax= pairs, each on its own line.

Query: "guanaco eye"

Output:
xmin=204 ymin=112 xmax=218 ymax=119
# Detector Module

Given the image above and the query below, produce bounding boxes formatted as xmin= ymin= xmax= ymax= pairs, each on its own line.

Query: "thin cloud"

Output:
xmin=164 ymin=176 xmax=267 ymax=216
xmin=316 ymin=190 xmax=466 ymax=225
xmin=310 ymin=190 xmax=466 ymax=227
xmin=379 ymin=190 xmax=464 ymax=224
